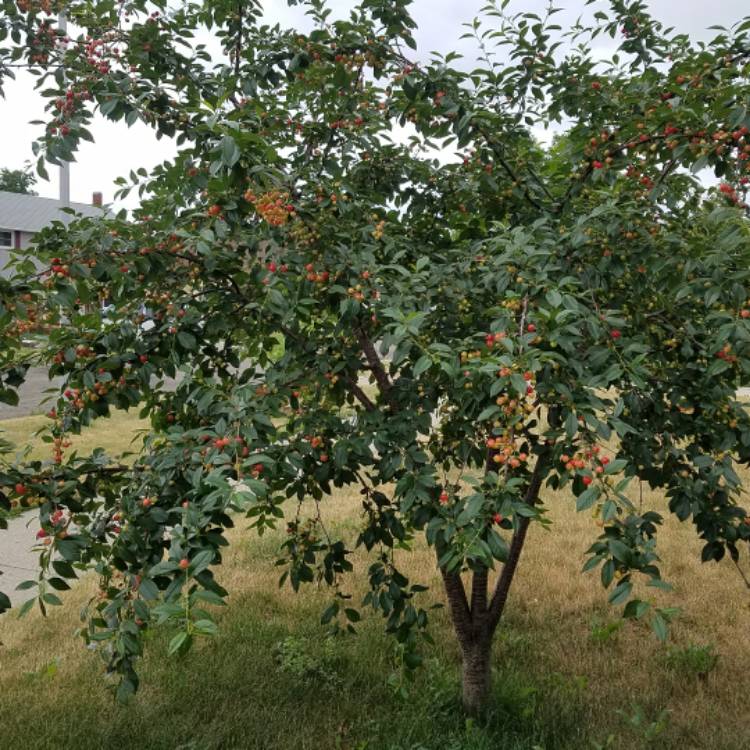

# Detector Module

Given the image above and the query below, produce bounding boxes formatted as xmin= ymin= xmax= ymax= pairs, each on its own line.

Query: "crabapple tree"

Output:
xmin=2 ymin=0 xmax=750 ymax=713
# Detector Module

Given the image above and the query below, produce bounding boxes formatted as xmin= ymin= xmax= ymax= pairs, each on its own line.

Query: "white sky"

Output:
xmin=0 ymin=0 xmax=747 ymax=208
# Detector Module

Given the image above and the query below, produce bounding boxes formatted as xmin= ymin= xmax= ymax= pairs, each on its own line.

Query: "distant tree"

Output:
xmin=0 ymin=168 xmax=37 ymax=195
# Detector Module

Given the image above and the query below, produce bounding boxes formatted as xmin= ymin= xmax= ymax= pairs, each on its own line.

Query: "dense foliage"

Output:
xmin=2 ymin=0 xmax=750 ymax=711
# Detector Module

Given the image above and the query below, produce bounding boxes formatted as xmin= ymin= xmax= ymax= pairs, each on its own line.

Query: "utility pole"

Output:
xmin=58 ymin=9 xmax=70 ymax=207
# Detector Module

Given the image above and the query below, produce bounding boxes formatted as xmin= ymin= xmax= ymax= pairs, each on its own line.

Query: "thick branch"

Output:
xmin=355 ymin=326 xmax=396 ymax=410
xmin=478 ymin=127 xmax=546 ymax=212
xmin=487 ymin=442 xmax=553 ymax=632
xmin=342 ymin=375 xmax=376 ymax=412
xmin=440 ymin=566 xmax=473 ymax=643
xmin=470 ymin=568 xmax=488 ymax=627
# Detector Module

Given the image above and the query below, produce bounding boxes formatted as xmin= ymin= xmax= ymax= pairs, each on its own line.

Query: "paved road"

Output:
xmin=0 ymin=363 xmax=260 ymax=421
xmin=0 ymin=367 xmax=63 ymax=420
xmin=1 ymin=512 xmax=40 ymax=606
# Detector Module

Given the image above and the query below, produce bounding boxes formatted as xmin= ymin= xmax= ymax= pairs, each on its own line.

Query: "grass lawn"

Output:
xmin=0 ymin=446 xmax=749 ymax=749
xmin=0 ymin=409 xmax=149 ymax=462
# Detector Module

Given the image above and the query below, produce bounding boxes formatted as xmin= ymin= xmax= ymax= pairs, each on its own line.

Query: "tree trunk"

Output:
xmin=461 ymin=637 xmax=492 ymax=716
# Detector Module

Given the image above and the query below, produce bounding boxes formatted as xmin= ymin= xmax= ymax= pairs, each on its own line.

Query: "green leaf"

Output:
xmin=150 ymin=560 xmax=179 ymax=577
xmin=177 ymin=331 xmax=197 ymax=350
xmin=168 ymin=630 xmax=191 ymax=656
xmin=220 ymin=136 xmax=240 ymax=167
xmin=413 ymin=354 xmax=431 ymax=377
xmin=477 ymin=405 xmax=500 ymax=421
xmin=457 ymin=494 xmax=485 ymax=525
xmin=608 ymin=580 xmax=632 ymax=605
xmin=190 ymin=549 xmax=215 ymax=576
xmin=138 ymin=578 xmax=160 ymax=601
xmin=193 ymin=619 xmax=218 ymax=636
xmin=604 ymin=459 xmax=627 ymax=475
xmin=651 ymin=612 xmax=668 ymax=642
xmin=575 ymin=486 xmax=600 ymax=511
xmin=608 ymin=540 xmax=631 ymax=564
xmin=565 ymin=411 xmax=578 ymax=440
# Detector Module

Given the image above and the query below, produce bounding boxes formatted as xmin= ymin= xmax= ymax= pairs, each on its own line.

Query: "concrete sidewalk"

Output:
xmin=0 ymin=511 xmax=40 ymax=605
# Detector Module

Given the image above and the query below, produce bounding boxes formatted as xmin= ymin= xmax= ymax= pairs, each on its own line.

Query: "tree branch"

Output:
xmin=440 ymin=566 xmax=473 ymax=642
xmin=470 ymin=568 xmax=488 ymax=626
xmin=487 ymin=440 xmax=553 ymax=632
xmin=342 ymin=375 xmax=376 ymax=412
xmin=355 ymin=326 xmax=396 ymax=410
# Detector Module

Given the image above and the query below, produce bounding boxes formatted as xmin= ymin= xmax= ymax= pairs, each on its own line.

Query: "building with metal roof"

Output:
xmin=0 ymin=190 xmax=105 ymax=277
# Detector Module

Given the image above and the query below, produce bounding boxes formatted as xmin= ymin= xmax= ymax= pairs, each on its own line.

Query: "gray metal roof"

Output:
xmin=0 ymin=190 xmax=104 ymax=233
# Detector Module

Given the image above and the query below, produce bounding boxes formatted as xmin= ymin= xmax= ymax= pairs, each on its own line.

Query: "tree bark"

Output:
xmin=461 ymin=635 xmax=492 ymax=716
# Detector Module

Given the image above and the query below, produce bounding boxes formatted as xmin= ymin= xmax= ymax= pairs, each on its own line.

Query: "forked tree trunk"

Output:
xmin=440 ymin=434 xmax=557 ymax=715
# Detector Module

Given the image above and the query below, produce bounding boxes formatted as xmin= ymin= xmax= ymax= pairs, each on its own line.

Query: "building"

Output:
xmin=0 ymin=190 xmax=105 ymax=277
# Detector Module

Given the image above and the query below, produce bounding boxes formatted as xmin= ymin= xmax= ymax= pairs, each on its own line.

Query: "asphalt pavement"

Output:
xmin=0 ymin=367 xmax=63 ymax=420
xmin=1 ymin=511 xmax=41 ymax=605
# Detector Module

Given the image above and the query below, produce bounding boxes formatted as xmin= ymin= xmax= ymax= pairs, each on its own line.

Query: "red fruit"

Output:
xmin=439 ymin=491 xmax=449 ymax=504
xmin=527 ymin=323 xmax=536 ymax=333
xmin=611 ymin=330 xmax=621 ymax=340
xmin=267 ymin=262 xmax=277 ymax=272
xmin=36 ymin=528 xmax=49 ymax=539
xmin=601 ymin=456 xmax=610 ymax=466
xmin=582 ymin=476 xmax=593 ymax=486
xmin=493 ymin=513 xmax=503 ymax=524
xmin=561 ymin=454 xmax=570 ymax=463
xmin=741 ymin=310 xmax=750 ymax=319
xmin=591 ymin=81 xmax=602 ymax=90
xmin=592 ymin=160 xmax=604 ymax=169
xmin=207 ymin=204 xmax=222 ymax=217
xmin=15 ymin=483 xmax=26 ymax=495
xmin=319 ymin=453 xmax=329 ymax=462
xmin=178 ymin=558 xmax=189 ymax=570
xmin=139 ymin=354 xmax=148 ymax=363
xmin=142 ymin=497 xmax=152 ymax=508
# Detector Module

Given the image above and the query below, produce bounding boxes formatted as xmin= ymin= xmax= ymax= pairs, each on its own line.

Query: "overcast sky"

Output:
xmin=0 ymin=0 xmax=748 ymax=208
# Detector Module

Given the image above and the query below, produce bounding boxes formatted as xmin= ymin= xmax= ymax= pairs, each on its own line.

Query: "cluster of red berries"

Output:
xmin=718 ymin=182 xmax=746 ymax=207
xmin=487 ymin=434 xmax=528 ymax=469
xmin=560 ymin=446 xmax=610 ymax=485
xmin=245 ymin=189 xmax=295 ymax=227
xmin=716 ymin=343 xmax=738 ymax=364
xmin=83 ymin=36 xmax=111 ymax=74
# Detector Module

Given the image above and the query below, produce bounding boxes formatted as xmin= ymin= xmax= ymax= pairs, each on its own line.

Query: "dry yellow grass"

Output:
xmin=0 ymin=409 xmax=149 ymax=462
xmin=0 ymin=461 xmax=749 ymax=748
